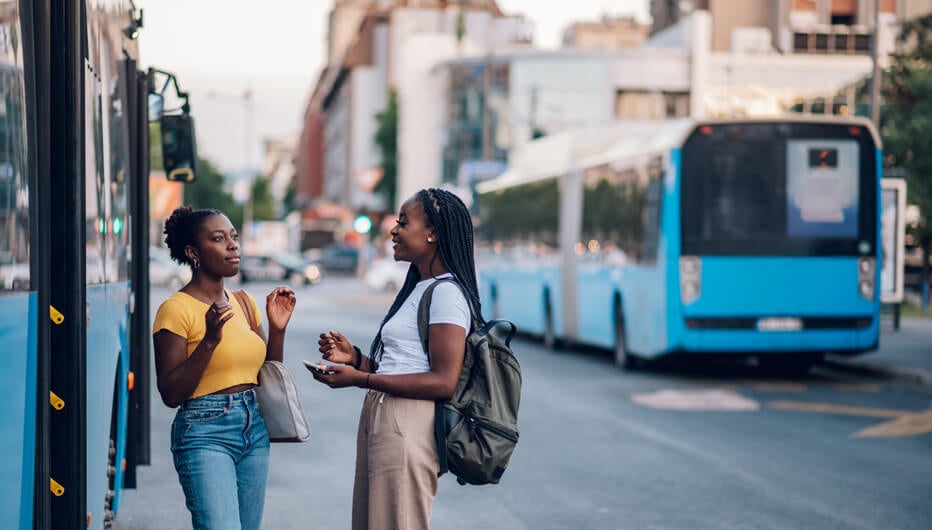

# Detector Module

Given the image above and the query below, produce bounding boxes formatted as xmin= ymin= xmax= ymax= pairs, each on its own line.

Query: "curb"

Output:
xmin=823 ymin=355 xmax=932 ymax=388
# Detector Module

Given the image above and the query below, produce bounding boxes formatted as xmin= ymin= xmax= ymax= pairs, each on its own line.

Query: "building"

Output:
xmin=562 ymin=15 xmax=651 ymax=50
xmin=296 ymin=0 xmax=531 ymax=224
xmin=651 ymin=0 xmax=932 ymax=54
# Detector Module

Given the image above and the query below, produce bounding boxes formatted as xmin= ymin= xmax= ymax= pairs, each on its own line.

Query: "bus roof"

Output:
xmin=477 ymin=115 xmax=879 ymax=194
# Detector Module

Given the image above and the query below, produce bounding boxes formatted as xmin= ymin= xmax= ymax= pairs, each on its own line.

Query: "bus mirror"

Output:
xmin=161 ymin=114 xmax=198 ymax=182
xmin=148 ymin=93 xmax=164 ymax=122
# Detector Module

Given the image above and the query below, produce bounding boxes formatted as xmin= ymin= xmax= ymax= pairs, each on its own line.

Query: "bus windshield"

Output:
xmin=680 ymin=122 xmax=877 ymax=256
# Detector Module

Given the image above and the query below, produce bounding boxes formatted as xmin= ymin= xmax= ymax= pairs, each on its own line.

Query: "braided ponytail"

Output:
xmin=367 ymin=188 xmax=481 ymax=366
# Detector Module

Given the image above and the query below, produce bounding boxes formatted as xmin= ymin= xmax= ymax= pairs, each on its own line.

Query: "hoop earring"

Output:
xmin=193 ymin=258 xmax=200 ymax=269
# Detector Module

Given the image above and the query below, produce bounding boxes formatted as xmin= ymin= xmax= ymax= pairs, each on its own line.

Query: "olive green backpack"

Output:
xmin=417 ymin=278 xmax=521 ymax=485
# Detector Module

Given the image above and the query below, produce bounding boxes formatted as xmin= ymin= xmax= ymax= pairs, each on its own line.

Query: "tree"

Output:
xmin=373 ymin=89 xmax=398 ymax=211
xmin=182 ymin=157 xmax=243 ymax=229
xmin=883 ymin=14 xmax=932 ymax=301
xmin=250 ymin=175 xmax=276 ymax=221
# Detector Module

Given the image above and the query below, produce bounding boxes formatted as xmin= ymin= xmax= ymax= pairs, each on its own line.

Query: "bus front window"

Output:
xmin=681 ymin=123 xmax=876 ymax=257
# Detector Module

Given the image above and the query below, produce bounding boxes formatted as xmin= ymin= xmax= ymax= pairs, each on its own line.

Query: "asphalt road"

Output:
xmin=114 ymin=279 xmax=932 ymax=530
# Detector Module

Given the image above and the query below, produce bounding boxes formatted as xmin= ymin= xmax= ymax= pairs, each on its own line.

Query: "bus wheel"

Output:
xmin=614 ymin=309 xmax=637 ymax=369
xmin=543 ymin=295 xmax=556 ymax=350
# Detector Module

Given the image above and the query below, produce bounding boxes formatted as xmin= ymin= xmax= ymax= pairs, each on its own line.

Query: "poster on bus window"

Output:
xmin=880 ymin=178 xmax=906 ymax=303
xmin=785 ymin=140 xmax=859 ymax=238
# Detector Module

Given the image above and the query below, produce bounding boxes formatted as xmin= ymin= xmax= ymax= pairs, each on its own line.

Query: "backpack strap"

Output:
xmin=233 ymin=289 xmax=260 ymax=335
xmin=417 ymin=278 xmax=477 ymax=361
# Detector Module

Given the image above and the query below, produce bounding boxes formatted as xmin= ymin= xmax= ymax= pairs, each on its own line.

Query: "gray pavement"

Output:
xmin=825 ymin=317 xmax=932 ymax=387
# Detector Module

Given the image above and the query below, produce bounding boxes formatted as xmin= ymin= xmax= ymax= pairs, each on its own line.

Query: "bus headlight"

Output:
xmin=857 ymin=257 xmax=874 ymax=301
xmin=679 ymin=256 xmax=701 ymax=305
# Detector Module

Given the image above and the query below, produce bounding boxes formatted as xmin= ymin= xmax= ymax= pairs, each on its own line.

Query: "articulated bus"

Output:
xmin=0 ymin=2 xmax=196 ymax=528
xmin=476 ymin=117 xmax=880 ymax=372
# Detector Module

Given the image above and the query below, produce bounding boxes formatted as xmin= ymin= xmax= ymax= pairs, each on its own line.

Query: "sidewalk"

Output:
xmin=824 ymin=317 xmax=932 ymax=387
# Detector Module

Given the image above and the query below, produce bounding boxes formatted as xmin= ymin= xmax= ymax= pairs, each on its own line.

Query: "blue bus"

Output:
xmin=0 ymin=2 xmax=196 ymax=528
xmin=476 ymin=117 xmax=881 ymax=372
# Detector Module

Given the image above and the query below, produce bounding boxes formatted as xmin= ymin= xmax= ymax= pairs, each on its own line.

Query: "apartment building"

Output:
xmin=562 ymin=15 xmax=651 ymax=50
xmin=652 ymin=0 xmax=931 ymax=54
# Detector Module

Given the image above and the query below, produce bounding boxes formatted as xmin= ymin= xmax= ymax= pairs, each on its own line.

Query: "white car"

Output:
xmin=364 ymin=258 xmax=409 ymax=292
xmin=149 ymin=247 xmax=192 ymax=288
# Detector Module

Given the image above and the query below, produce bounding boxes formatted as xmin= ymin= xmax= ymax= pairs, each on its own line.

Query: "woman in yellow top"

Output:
xmin=152 ymin=206 xmax=296 ymax=530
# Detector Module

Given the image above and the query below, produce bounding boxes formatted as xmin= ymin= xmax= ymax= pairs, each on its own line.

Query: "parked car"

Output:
xmin=149 ymin=247 xmax=192 ymax=288
xmin=315 ymin=244 xmax=359 ymax=274
xmin=364 ymin=258 xmax=409 ymax=292
xmin=239 ymin=252 xmax=322 ymax=287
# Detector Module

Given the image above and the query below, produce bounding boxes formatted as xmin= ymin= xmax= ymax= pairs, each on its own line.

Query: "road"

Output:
xmin=114 ymin=278 xmax=932 ymax=530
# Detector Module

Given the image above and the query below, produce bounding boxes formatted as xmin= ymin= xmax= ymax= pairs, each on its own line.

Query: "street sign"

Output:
xmin=880 ymin=178 xmax=906 ymax=303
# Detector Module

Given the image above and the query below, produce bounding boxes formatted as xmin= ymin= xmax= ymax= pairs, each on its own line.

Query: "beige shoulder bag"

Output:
xmin=233 ymin=290 xmax=310 ymax=443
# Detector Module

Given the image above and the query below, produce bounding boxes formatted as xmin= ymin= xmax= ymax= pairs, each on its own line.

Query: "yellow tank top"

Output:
xmin=152 ymin=289 xmax=266 ymax=399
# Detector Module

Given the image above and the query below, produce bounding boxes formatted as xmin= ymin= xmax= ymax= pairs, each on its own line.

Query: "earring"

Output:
xmin=193 ymin=258 xmax=200 ymax=269
xmin=427 ymin=238 xmax=434 ymax=243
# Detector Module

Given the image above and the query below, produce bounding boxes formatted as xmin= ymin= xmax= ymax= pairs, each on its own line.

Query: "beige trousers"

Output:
xmin=352 ymin=390 xmax=439 ymax=530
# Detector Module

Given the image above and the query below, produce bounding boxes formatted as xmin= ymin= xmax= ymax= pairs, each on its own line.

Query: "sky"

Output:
xmin=136 ymin=0 xmax=650 ymax=174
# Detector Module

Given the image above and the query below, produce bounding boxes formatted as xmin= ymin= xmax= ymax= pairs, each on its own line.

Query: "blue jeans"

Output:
xmin=171 ymin=388 xmax=270 ymax=530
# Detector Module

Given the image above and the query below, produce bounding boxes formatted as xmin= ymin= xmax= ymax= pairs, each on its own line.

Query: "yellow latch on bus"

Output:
xmin=49 ymin=391 xmax=64 ymax=410
xmin=50 ymin=478 xmax=64 ymax=497
xmin=49 ymin=305 xmax=64 ymax=325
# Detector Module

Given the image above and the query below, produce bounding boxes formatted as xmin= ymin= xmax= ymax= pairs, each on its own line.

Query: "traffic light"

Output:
xmin=353 ymin=215 xmax=372 ymax=234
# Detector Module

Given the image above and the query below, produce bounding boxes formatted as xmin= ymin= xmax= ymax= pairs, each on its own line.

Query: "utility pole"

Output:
xmin=869 ymin=0 xmax=882 ymax=125
xmin=481 ymin=53 xmax=493 ymax=161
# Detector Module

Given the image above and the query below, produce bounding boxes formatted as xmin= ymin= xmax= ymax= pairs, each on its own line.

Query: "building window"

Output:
xmin=616 ymin=90 xmax=689 ymax=119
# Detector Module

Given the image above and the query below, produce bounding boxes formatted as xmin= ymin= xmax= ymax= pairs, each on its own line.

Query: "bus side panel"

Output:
xmin=577 ymin=264 xmax=667 ymax=353
xmin=85 ymin=284 xmax=125 ymax=528
xmin=577 ymin=264 xmax=615 ymax=348
xmin=0 ymin=293 xmax=36 ymax=530
xmin=111 ymin=281 xmax=132 ymax=513
xmin=873 ymin=147 xmax=882 ymax=347
xmin=482 ymin=264 xmax=554 ymax=337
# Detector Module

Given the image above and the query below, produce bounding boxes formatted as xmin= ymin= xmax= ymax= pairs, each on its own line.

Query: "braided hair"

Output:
xmin=367 ymin=188 xmax=481 ymax=366
xmin=163 ymin=205 xmax=223 ymax=269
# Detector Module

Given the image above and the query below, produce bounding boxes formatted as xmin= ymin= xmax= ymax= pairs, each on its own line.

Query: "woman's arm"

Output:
xmin=264 ymin=287 xmax=296 ymax=362
xmin=312 ymin=323 xmax=466 ymax=400
xmin=154 ymin=301 xmax=234 ymax=408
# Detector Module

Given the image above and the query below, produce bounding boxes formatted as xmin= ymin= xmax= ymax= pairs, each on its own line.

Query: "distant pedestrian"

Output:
xmin=152 ymin=205 xmax=296 ymax=530
xmin=309 ymin=188 xmax=479 ymax=530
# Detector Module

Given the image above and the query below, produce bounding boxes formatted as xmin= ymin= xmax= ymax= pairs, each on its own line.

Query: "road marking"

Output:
xmin=742 ymin=380 xmax=807 ymax=392
xmin=769 ymin=401 xmax=902 ymax=418
xmin=827 ymin=383 xmax=881 ymax=393
xmin=853 ymin=409 xmax=932 ymax=438
xmin=769 ymin=401 xmax=932 ymax=438
xmin=631 ymin=389 xmax=760 ymax=411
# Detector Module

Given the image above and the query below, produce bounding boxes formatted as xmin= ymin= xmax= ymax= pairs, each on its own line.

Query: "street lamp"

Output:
xmin=207 ymin=87 xmax=255 ymax=238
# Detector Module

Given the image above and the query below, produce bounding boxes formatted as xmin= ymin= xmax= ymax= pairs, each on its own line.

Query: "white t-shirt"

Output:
xmin=376 ymin=274 xmax=471 ymax=375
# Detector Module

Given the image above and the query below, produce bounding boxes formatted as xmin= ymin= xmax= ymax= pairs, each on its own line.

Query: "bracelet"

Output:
xmin=352 ymin=346 xmax=363 ymax=369
xmin=365 ymin=373 xmax=371 ymax=389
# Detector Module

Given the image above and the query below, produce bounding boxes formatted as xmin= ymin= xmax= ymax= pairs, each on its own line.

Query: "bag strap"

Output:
xmin=233 ymin=289 xmax=260 ymax=334
xmin=417 ymin=278 xmax=480 ymax=361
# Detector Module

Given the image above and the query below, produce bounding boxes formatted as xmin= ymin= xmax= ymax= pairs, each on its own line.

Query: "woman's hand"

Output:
xmin=308 ymin=364 xmax=365 ymax=389
xmin=266 ymin=287 xmax=296 ymax=332
xmin=204 ymin=300 xmax=234 ymax=346
xmin=318 ymin=330 xmax=356 ymax=365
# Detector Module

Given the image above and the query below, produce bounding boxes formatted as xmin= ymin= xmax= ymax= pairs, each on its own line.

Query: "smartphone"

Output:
xmin=303 ymin=360 xmax=336 ymax=375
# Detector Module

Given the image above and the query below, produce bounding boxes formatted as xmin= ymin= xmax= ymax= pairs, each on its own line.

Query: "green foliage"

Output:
xmin=581 ymin=178 xmax=646 ymax=249
xmin=282 ymin=173 xmax=297 ymax=216
xmin=149 ymin=121 xmax=163 ymax=170
xmin=479 ymin=180 xmax=559 ymax=245
xmin=182 ymin=157 xmax=243 ymax=229
xmin=883 ymin=14 xmax=932 ymax=253
xmin=373 ymin=89 xmax=398 ymax=211
xmin=250 ymin=175 xmax=276 ymax=221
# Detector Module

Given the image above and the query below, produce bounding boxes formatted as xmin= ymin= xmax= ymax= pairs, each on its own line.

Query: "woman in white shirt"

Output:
xmin=309 ymin=188 xmax=480 ymax=530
